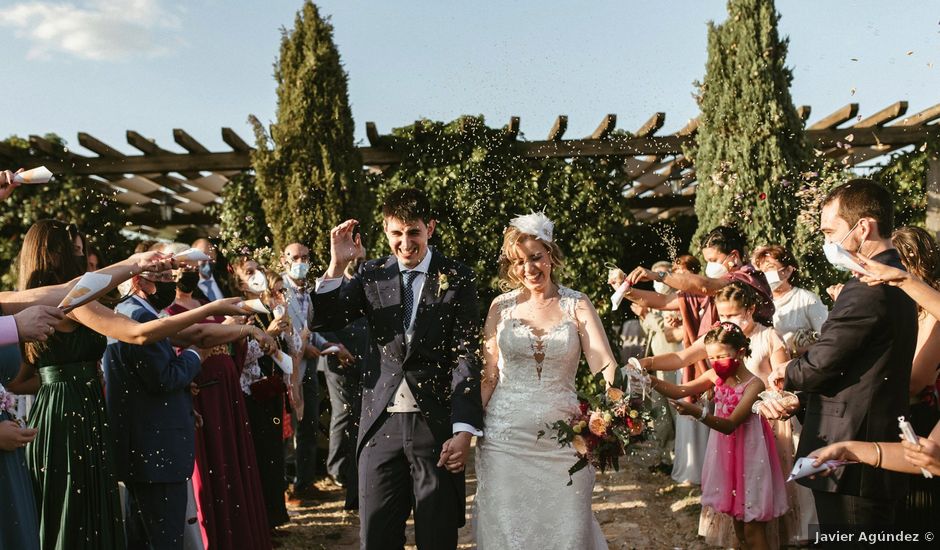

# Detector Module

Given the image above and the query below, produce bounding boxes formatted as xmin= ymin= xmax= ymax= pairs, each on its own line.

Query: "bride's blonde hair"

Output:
xmin=497 ymin=226 xmax=565 ymax=292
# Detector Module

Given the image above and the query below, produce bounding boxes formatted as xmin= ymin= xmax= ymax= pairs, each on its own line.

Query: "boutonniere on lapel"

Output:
xmin=437 ymin=273 xmax=449 ymax=297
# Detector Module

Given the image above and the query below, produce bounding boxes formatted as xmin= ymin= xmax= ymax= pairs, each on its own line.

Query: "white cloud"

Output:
xmin=0 ymin=0 xmax=183 ymax=61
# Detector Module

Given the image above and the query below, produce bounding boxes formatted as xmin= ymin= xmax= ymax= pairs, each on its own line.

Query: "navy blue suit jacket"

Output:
xmin=103 ymin=297 xmax=201 ymax=483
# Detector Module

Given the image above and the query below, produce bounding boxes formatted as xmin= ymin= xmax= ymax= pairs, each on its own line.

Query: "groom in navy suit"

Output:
xmin=313 ymin=188 xmax=483 ymax=550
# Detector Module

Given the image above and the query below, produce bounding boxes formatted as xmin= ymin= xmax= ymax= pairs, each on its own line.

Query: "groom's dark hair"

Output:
xmin=382 ymin=188 xmax=433 ymax=224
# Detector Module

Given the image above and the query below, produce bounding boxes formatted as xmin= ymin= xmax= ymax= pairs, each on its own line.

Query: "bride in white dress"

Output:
xmin=474 ymin=213 xmax=618 ymax=550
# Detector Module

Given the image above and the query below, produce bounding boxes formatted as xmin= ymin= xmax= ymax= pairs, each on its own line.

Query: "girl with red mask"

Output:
xmin=648 ymin=322 xmax=788 ymax=550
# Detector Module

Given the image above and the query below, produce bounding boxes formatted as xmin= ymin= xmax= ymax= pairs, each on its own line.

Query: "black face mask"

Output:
xmin=177 ymin=271 xmax=200 ymax=294
xmin=146 ymin=280 xmax=178 ymax=311
xmin=75 ymin=255 xmax=88 ymax=272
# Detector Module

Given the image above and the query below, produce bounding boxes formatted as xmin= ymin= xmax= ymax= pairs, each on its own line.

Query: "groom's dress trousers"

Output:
xmin=314 ymin=249 xmax=483 ymax=550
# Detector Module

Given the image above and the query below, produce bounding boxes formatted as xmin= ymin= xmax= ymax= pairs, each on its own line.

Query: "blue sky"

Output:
xmin=3 ymin=1 xmax=938 ymax=156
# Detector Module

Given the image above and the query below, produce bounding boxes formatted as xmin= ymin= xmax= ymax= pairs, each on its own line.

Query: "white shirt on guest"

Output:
xmin=772 ymin=286 xmax=828 ymax=343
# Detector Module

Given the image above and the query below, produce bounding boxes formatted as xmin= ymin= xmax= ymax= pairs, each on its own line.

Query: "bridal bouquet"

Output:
xmin=538 ymin=366 xmax=653 ymax=484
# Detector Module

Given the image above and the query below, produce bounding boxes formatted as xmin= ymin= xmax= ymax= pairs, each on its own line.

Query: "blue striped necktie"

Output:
xmin=401 ymin=270 xmax=418 ymax=331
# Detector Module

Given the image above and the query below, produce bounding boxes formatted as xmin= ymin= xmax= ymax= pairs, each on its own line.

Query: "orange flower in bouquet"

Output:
xmin=537 ymin=365 xmax=653 ymax=485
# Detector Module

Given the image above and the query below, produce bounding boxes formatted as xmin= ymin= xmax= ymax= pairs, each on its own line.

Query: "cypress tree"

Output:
xmin=689 ymin=0 xmax=809 ymax=251
xmin=250 ymin=1 xmax=366 ymax=265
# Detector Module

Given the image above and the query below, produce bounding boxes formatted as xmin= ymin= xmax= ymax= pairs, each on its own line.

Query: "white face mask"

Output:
xmin=823 ymin=221 xmax=862 ymax=272
xmin=763 ymin=269 xmax=783 ymax=291
xmin=705 ymin=261 xmax=729 ymax=279
xmin=653 ymin=281 xmax=672 ymax=295
xmin=289 ymin=262 xmax=309 ymax=280
xmin=247 ymin=271 xmax=268 ymax=293
xmin=720 ymin=314 xmax=751 ymax=333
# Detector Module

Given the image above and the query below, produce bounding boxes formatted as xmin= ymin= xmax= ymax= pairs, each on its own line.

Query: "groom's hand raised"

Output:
xmin=437 ymin=432 xmax=472 ymax=473
xmin=326 ymin=219 xmax=363 ymax=279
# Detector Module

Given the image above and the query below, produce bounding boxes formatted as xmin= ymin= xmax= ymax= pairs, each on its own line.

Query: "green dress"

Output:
xmin=26 ymin=325 xmax=124 ymax=550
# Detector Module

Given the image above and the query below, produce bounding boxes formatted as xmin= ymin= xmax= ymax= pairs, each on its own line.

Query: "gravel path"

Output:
xmin=277 ymin=445 xmax=710 ymax=549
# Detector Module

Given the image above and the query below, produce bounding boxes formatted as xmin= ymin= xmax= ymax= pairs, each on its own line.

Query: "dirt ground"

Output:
xmin=277 ymin=444 xmax=709 ymax=549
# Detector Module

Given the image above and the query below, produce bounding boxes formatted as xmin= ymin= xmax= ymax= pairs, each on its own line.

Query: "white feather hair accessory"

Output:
xmin=509 ymin=211 xmax=554 ymax=243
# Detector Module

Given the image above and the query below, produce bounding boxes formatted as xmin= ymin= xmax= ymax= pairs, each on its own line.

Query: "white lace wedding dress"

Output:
xmin=473 ymin=287 xmax=608 ymax=549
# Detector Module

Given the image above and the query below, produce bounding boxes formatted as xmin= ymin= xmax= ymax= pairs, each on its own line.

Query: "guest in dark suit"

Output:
xmin=103 ymin=270 xmax=258 ymax=549
xmin=103 ymin=272 xmax=204 ymax=549
xmin=192 ymin=238 xmax=230 ymax=302
xmin=313 ymin=188 xmax=483 ymax=550
xmin=766 ymin=179 xmax=917 ymax=527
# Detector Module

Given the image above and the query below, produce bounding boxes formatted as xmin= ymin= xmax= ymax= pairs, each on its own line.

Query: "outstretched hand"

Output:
xmin=0 ymin=169 xmax=23 ymax=201
xmin=626 ymin=266 xmax=657 ymax=286
xmin=328 ymin=219 xmax=363 ymax=277
xmin=901 ymin=435 xmax=940 ymax=477
xmin=851 ymin=252 xmax=909 ymax=287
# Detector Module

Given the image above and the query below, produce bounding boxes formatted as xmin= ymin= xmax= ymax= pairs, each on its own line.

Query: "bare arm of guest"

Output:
xmin=0 ymin=251 xmax=175 ymax=314
xmin=69 ymin=298 xmax=247 ymax=346
xmin=636 ymin=337 xmax=707 ymax=372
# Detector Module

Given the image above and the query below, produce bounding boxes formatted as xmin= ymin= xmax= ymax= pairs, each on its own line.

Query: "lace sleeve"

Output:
xmin=493 ymin=290 xmax=520 ymax=321
xmin=558 ymin=286 xmax=582 ymax=321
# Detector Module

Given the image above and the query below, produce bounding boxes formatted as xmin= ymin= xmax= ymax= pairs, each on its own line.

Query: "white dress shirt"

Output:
xmin=316 ymin=250 xmax=481 ymax=436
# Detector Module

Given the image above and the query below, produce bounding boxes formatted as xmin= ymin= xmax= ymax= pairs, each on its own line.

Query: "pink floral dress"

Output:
xmin=700 ymin=376 xmax=789 ymax=522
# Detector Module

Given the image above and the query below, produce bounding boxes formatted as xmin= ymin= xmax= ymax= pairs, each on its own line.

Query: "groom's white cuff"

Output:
xmin=453 ymin=423 xmax=483 ymax=437
xmin=315 ymin=276 xmax=343 ymax=294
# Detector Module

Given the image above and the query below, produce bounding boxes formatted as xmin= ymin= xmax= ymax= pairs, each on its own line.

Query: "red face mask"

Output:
xmin=710 ymin=356 xmax=740 ymax=381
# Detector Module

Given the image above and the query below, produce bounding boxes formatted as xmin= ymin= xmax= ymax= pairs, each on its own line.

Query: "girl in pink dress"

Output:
xmin=649 ymin=322 xmax=788 ymax=550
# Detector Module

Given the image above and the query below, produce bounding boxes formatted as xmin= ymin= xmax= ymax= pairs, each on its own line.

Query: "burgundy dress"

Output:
xmin=165 ymin=303 xmax=271 ymax=550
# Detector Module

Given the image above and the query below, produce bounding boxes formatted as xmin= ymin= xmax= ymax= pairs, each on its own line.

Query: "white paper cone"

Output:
xmin=272 ymin=350 xmax=293 ymax=375
xmin=13 ymin=166 xmax=53 ymax=185
xmin=239 ymin=299 xmax=269 ymax=315
xmin=58 ymin=272 xmax=113 ymax=311
xmin=610 ymin=281 xmax=631 ymax=311
xmin=173 ymin=248 xmax=211 ymax=263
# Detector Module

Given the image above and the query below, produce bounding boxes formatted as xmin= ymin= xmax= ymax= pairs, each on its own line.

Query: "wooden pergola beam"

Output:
xmin=625 ymin=194 xmax=695 ymax=209
xmin=634 ymin=112 xmax=665 ymax=138
xmin=127 ymin=211 xmax=219 ymax=227
xmin=894 ymin=102 xmax=940 ymax=127
xmin=127 ymin=130 xmax=201 ymax=180
xmin=547 ymin=116 xmax=568 ymax=141
xmin=515 ymin=134 xmax=686 ymax=159
xmin=809 ymin=125 xmax=936 ymax=148
xmin=221 ymin=128 xmax=252 ymax=152
xmin=78 ymin=132 xmax=125 ymax=158
xmin=796 ymin=105 xmax=812 ymax=122
xmin=589 ymin=114 xmax=617 ymax=140
xmin=505 ymin=116 xmax=520 ymax=140
xmin=173 ymin=129 xmax=210 ymax=154
xmin=853 ymin=101 xmax=908 ymax=128
xmin=365 ymin=122 xmax=380 ymax=146
xmin=127 ymin=130 xmax=169 ymax=155
xmin=808 ymin=103 xmax=859 ymax=130
xmin=28 ymin=135 xmax=80 ymax=161
xmin=675 ymin=117 xmax=699 ymax=137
